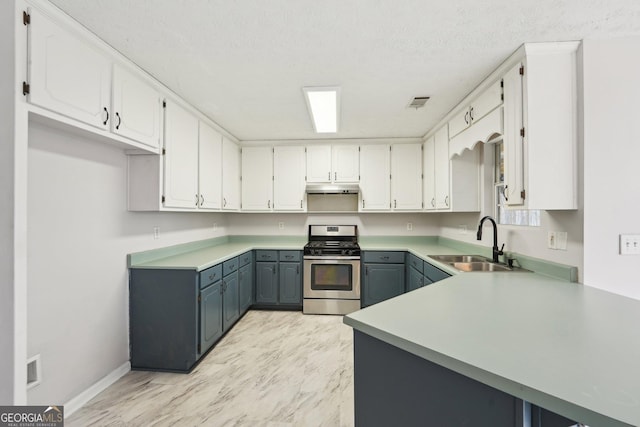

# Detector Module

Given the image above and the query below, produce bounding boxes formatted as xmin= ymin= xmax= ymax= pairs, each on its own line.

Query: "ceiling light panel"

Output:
xmin=303 ymin=87 xmax=340 ymax=133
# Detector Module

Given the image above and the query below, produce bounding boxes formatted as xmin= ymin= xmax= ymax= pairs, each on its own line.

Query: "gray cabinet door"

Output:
xmin=407 ymin=266 xmax=425 ymax=292
xmin=256 ymin=262 xmax=278 ymax=303
xmin=222 ymin=272 xmax=239 ymax=331
xmin=239 ymin=263 xmax=253 ymax=313
xmin=200 ymin=281 xmax=223 ymax=355
xmin=362 ymin=263 xmax=405 ymax=307
xmin=279 ymin=262 xmax=301 ymax=304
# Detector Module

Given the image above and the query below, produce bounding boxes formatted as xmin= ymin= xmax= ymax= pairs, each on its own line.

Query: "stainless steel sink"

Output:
xmin=450 ymin=262 xmax=514 ymax=272
xmin=428 ymin=255 xmax=489 ymax=263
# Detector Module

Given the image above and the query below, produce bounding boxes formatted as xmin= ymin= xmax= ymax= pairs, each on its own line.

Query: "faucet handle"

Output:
xmin=498 ymin=243 xmax=505 ymax=255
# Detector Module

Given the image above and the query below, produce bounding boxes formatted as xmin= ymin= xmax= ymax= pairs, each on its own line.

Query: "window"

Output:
xmin=494 ymin=142 xmax=540 ymax=226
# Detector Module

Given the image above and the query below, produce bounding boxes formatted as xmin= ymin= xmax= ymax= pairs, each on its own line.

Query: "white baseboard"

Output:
xmin=63 ymin=361 xmax=130 ymax=418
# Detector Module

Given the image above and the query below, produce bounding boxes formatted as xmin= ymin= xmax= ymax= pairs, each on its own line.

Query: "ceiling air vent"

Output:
xmin=407 ymin=96 xmax=430 ymax=109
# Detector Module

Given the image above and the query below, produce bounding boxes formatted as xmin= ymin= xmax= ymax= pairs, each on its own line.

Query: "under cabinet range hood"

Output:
xmin=305 ymin=183 xmax=360 ymax=194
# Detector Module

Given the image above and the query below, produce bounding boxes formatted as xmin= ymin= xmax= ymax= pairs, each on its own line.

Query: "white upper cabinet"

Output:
xmin=306 ymin=146 xmax=332 ymax=183
xmin=29 ymin=7 xmax=111 ymax=130
xmin=163 ymin=100 xmax=199 ymax=209
xmin=222 ymin=138 xmax=241 ymax=211
xmin=112 ymin=65 xmax=162 ymax=148
xmin=434 ymin=126 xmax=451 ymax=209
xmin=502 ymin=43 xmax=579 ymax=210
xmin=198 ymin=122 xmax=223 ymax=210
xmin=391 ymin=144 xmax=422 ymax=210
xmin=241 ymin=147 xmax=273 ymax=211
xmin=332 ymin=145 xmax=360 ymax=182
xmin=306 ymin=145 xmax=359 ymax=183
xmin=423 ymin=137 xmax=437 ymax=211
xmin=502 ymin=63 xmax=526 ymax=206
xmin=359 ymin=145 xmax=391 ymax=211
xmin=274 ymin=146 xmax=306 ymax=211
xmin=448 ymin=80 xmax=503 ymax=139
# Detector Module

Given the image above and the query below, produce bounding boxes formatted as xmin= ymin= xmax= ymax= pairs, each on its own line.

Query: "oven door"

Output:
xmin=303 ymin=256 xmax=360 ymax=300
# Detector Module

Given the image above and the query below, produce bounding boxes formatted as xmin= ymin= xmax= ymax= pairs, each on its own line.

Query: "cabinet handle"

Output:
xmin=431 ymin=198 xmax=435 ymax=207
xmin=196 ymin=194 xmax=199 ymax=206
xmin=286 ymin=255 xmax=293 ymax=259
xmin=381 ymin=256 xmax=390 ymax=260
xmin=464 ymin=111 xmax=469 ymax=125
xmin=394 ymin=199 xmax=397 ymax=208
xmin=328 ymin=172 xmax=331 ymax=181
xmin=504 ymin=185 xmax=509 ymax=202
xmin=445 ymin=195 xmax=449 ymax=207
xmin=470 ymin=107 xmax=474 ymax=121
xmin=334 ymin=172 xmax=337 ymax=181
xmin=300 ymin=200 xmax=303 ymax=209
xmin=365 ymin=266 xmax=369 ymax=276
xmin=223 ymin=197 xmax=227 ymax=207
xmin=272 ymin=267 xmax=276 ymax=275
xmin=200 ymin=195 xmax=205 ymax=206
xmin=115 ymin=112 xmax=121 ymax=130
xmin=268 ymin=200 xmax=271 ymax=209
xmin=296 ymin=265 xmax=299 ymax=274
xmin=362 ymin=200 xmax=365 ymax=209
xmin=103 ymin=107 xmax=109 ymax=125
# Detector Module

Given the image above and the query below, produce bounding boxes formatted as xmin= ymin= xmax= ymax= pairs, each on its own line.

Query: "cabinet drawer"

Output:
xmin=279 ymin=251 xmax=301 ymax=262
xmin=256 ymin=250 xmax=278 ymax=262
xmin=363 ymin=251 xmax=405 ymax=264
xmin=407 ymin=253 xmax=424 ymax=273
xmin=423 ymin=261 xmax=451 ymax=282
xmin=223 ymin=257 xmax=238 ymax=276
xmin=238 ymin=251 xmax=253 ymax=267
xmin=200 ymin=264 xmax=222 ymax=289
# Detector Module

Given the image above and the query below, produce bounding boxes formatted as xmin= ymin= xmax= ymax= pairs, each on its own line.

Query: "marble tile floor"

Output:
xmin=67 ymin=310 xmax=355 ymax=427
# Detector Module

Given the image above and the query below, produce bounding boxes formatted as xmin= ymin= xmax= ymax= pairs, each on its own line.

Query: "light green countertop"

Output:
xmin=344 ymin=273 xmax=640 ymax=427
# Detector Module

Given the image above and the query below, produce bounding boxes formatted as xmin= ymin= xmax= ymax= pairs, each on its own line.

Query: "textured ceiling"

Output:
xmin=49 ymin=0 xmax=640 ymax=141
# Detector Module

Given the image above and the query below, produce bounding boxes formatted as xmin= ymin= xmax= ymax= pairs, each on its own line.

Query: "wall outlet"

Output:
xmin=153 ymin=226 xmax=160 ymax=240
xmin=406 ymin=222 xmax=413 ymax=231
xmin=620 ymin=234 xmax=640 ymax=255
xmin=278 ymin=222 xmax=285 ymax=230
xmin=547 ymin=231 xmax=556 ymax=249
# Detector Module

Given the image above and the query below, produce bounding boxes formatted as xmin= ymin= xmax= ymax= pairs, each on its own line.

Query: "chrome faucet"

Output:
xmin=477 ymin=215 xmax=504 ymax=263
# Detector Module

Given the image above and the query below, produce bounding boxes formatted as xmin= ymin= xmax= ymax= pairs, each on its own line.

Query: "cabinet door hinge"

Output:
xmin=162 ymin=148 xmax=166 ymax=155
xmin=521 ymin=190 xmax=526 ymax=200
xmin=198 ymin=295 xmax=201 ymax=302
xmin=22 ymin=82 xmax=30 ymax=96
xmin=197 ymin=344 xmax=201 ymax=353
xmin=500 ymin=79 xmax=504 ymax=88
xmin=162 ymin=100 xmax=166 ymax=108
xmin=161 ymin=195 xmax=165 ymax=203
xmin=520 ymin=128 xmax=525 ymax=137
xmin=519 ymin=65 xmax=524 ymax=75
xmin=23 ymin=11 xmax=30 ymax=25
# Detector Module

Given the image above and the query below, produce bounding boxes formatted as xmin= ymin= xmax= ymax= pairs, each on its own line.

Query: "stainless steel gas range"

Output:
xmin=303 ymin=225 xmax=361 ymax=315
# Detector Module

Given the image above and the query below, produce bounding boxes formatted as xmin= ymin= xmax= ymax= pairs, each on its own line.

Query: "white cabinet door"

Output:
xmin=333 ymin=145 xmax=360 ymax=182
xmin=360 ymin=145 xmax=390 ymax=211
xmin=163 ymin=101 xmax=199 ymax=209
xmin=502 ymin=62 xmax=525 ymax=206
xmin=448 ymin=108 xmax=471 ymax=139
xmin=423 ymin=137 xmax=436 ymax=211
xmin=391 ymin=144 xmax=422 ymax=210
xmin=198 ymin=122 xmax=222 ymax=210
xmin=112 ymin=65 xmax=162 ymax=148
xmin=222 ymin=138 xmax=241 ymax=210
xmin=448 ymin=80 xmax=503 ymax=139
xmin=306 ymin=145 xmax=332 ymax=183
xmin=274 ymin=146 xmax=306 ymax=211
xmin=241 ymin=147 xmax=273 ymax=211
xmin=29 ymin=7 xmax=111 ymax=130
xmin=434 ymin=126 xmax=450 ymax=210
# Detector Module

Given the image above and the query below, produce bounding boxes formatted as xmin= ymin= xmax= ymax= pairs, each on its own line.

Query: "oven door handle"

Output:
xmin=303 ymin=256 xmax=361 ymax=261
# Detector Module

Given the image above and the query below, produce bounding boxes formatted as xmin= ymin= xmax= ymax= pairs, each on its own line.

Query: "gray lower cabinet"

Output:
xmin=362 ymin=252 xmax=405 ymax=307
xmin=239 ymin=262 xmax=253 ymax=314
xmin=407 ymin=264 xmax=425 ymax=291
xmin=222 ymin=257 xmax=240 ymax=331
xmin=255 ymin=250 xmax=302 ymax=308
xmin=200 ymin=280 xmax=223 ymax=355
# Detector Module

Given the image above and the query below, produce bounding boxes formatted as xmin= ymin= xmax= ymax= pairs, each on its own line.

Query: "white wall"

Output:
xmin=228 ymin=213 xmax=439 ymax=236
xmin=26 ymin=121 xmax=228 ymax=405
xmin=583 ymin=36 xmax=640 ymax=300
xmin=0 ymin=0 xmax=16 ymax=405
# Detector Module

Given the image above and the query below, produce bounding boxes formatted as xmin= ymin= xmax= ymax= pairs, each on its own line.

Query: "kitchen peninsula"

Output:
xmin=344 ymin=272 xmax=640 ymax=426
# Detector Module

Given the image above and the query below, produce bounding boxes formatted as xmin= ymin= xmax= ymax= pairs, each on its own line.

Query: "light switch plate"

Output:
xmin=547 ymin=231 xmax=557 ymax=249
xmin=620 ymin=234 xmax=640 ymax=255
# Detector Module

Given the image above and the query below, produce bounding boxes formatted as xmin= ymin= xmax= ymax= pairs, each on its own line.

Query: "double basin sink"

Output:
xmin=428 ymin=255 xmax=530 ymax=273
